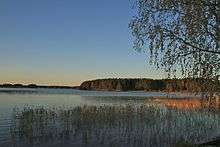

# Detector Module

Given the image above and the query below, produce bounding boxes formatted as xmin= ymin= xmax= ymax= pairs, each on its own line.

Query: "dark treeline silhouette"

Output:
xmin=0 ymin=83 xmax=78 ymax=89
xmin=80 ymin=78 xmax=220 ymax=92
xmin=1 ymin=78 xmax=219 ymax=92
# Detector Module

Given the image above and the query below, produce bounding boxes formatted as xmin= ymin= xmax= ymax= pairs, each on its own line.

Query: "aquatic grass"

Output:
xmin=10 ymin=104 xmax=220 ymax=147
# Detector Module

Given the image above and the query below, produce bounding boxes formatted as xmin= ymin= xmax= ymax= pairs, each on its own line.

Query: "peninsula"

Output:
xmin=79 ymin=78 xmax=220 ymax=92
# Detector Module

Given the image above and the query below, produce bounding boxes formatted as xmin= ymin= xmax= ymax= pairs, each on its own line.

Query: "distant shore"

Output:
xmin=1 ymin=78 xmax=220 ymax=93
xmin=0 ymin=83 xmax=219 ymax=109
xmin=0 ymin=83 xmax=79 ymax=89
xmin=79 ymin=78 xmax=220 ymax=92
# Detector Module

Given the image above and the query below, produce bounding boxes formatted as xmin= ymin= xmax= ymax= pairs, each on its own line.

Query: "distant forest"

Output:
xmin=1 ymin=78 xmax=219 ymax=92
xmin=80 ymin=78 xmax=220 ymax=92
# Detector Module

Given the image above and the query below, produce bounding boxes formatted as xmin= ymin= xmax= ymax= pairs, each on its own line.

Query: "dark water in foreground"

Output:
xmin=0 ymin=88 xmax=219 ymax=147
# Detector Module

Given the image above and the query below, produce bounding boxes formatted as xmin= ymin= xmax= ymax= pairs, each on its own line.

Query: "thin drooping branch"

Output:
xmin=163 ymin=28 xmax=220 ymax=55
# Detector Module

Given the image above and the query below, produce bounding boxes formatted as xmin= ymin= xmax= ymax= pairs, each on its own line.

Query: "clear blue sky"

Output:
xmin=0 ymin=0 xmax=165 ymax=86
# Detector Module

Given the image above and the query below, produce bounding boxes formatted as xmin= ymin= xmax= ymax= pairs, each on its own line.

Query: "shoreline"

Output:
xmin=0 ymin=86 xmax=219 ymax=109
xmin=0 ymin=84 xmax=79 ymax=89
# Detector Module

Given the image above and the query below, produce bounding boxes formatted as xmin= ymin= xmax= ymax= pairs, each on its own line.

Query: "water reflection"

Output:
xmin=9 ymin=105 xmax=220 ymax=147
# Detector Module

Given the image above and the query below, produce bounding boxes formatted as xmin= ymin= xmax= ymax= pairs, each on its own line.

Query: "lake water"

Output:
xmin=0 ymin=88 xmax=219 ymax=147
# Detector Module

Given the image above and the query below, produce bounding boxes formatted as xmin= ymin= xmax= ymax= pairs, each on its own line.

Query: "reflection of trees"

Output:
xmin=10 ymin=105 xmax=220 ymax=146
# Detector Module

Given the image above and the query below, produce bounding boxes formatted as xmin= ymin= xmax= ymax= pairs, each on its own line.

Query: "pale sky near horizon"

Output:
xmin=0 ymin=0 xmax=166 ymax=86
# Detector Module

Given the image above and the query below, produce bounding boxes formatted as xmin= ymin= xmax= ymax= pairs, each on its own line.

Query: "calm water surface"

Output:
xmin=0 ymin=88 xmax=166 ymax=144
xmin=0 ymin=88 xmax=219 ymax=147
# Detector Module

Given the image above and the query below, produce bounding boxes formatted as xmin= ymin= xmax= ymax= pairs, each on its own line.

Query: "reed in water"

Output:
xmin=10 ymin=104 xmax=220 ymax=147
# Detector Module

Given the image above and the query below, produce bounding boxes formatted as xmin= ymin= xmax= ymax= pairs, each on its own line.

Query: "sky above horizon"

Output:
xmin=0 ymin=0 xmax=166 ymax=86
